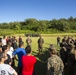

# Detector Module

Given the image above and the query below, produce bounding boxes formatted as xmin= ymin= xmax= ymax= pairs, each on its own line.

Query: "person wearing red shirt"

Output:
xmin=22 ymin=46 xmax=37 ymax=75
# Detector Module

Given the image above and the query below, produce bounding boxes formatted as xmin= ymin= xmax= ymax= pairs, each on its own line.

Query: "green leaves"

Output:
xmin=0 ymin=17 xmax=76 ymax=33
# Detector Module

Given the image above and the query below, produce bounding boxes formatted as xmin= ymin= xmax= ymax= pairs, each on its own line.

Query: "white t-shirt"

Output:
xmin=7 ymin=47 xmax=14 ymax=58
xmin=2 ymin=39 xmax=6 ymax=46
xmin=0 ymin=64 xmax=15 ymax=75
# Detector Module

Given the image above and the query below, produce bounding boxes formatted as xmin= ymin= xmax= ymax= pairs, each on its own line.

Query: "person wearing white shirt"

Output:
xmin=0 ymin=52 xmax=17 ymax=75
xmin=2 ymin=36 xmax=6 ymax=46
xmin=7 ymin=45 xmax=14 ymax=58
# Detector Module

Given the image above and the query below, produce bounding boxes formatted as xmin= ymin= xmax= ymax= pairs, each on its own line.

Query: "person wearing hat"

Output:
xmin=46 ymin=44 xmax=64 ymax=75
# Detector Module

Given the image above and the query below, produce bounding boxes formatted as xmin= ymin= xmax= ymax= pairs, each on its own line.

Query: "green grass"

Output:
xmin=1 ymin=33 xmax=76 ymax=75
xmin=14 ymin=36 xmax=60 ymax=75
xmin=1 ymin=33 xmax=75 ymax=75
xmin=1 ymin=29 xmax=76 ymax=36
xmin=0 ymin=29 xmax=76 ymax=75
xmin=30 ymin=37 xmax=58 ymax=75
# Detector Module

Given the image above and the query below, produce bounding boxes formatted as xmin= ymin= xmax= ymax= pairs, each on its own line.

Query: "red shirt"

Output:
xmin=22 ymin=55 xmax=36 ymax=75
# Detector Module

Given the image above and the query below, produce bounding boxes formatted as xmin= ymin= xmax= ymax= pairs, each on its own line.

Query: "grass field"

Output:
xmin=8 ymin=34 xmax=76 ymax=75
xmin=1 ymin=34 xmax=76 ymax=75
xmin=30 ymin=37 xmax=57 ymax=75
xmin=14 ymin=36 xmax=60 ymax=75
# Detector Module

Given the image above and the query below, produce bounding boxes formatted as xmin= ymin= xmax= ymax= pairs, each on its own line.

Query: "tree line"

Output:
xmin=0 ymin=16 xmax=76 ymax=33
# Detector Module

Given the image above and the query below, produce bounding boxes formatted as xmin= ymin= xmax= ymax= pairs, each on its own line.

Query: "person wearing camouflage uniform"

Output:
xmin=57 ymin=36 xmax=61 ymax=46
xmin=37 ymin=35 xmax=44 ymax=54
xmin=46 ymin=44 xmax=64 ymax=75
xmin=26 ymin=35 xmax=32 ymax=47
xmin=66 ymin=45 xmax=76 ymax=75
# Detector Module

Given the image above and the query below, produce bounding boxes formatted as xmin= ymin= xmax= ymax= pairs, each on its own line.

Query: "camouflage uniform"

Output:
xmin=57 ymin=36 xmax=61 ymax=46
xmin=26 ymin=38 xmax=32 ymax=46
xmin=66 ymin=49 xmax=76 ymax=75
xmin=38 ymin=37 xmax=44 ymax=54
xmin=47 ymin=55 xmax=64 ymax=75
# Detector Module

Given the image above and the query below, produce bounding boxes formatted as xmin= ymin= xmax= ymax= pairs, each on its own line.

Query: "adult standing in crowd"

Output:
xmin=2 ymin=36 xmax=6 ymax=46
xmin=0 ymin=52 xmax=18 ymax=75
xmin=13 ymin=42 xmax=26 ymax=75
xmin=12 ymin=36 xmax=18 ymax=50
xmin=57 ymin=36 xmax=61 ymax=46
xmin=22 ymin=46 xmax=36 ymax=75
xmin=38 ymin=35 xmax=44 ymax=54
xmin=7 ymin=45 xmax=15 ymax=67
xmin=26 ymin=35 xmax=32 ymax=47
xmin=7 ymin=45 xmax=14 ymax=59
xmin=66 ymin=46 xmax=76 ymax=75
xmin=46 ymin=44 xmax=64 ymax=75
xmin=59 ymin=43 xmax=67 ymax=75
xmin=2 ymin=45 xmax=12 ymax=65
xmin=18 ymin=36 xmax=23 ymax=47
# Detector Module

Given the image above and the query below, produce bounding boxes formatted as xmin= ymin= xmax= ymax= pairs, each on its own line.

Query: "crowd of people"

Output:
xmin=56 ymin=36 xmax=76 ymax=75
xmin=0 ymin=35 xmax=76 ymax=75
xmin=0 ymin=35 xmax=45 ymax=75
xmin=0 ymin=35 xmax=36 ymax=75
xmin=46 ymin=36 xmax=76 ymax=75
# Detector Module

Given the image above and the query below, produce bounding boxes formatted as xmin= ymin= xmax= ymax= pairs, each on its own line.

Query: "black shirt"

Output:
xmin=4 ymin=54 xmax=11 ymax=64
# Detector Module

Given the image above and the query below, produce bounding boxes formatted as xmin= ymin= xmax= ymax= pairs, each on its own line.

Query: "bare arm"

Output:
xmin=13 ymin=71 xmax=18 ymax=75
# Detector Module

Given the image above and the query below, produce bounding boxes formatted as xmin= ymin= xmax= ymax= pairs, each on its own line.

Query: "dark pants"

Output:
xmin=38 ymin=44 xmax=43 ymax=53
xmin=18 ymin=66 xmax=22 ymax=75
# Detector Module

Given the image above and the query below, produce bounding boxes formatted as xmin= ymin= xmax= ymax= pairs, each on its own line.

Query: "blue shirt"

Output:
xmin=13 ymin=48 xmax=26 ymax=67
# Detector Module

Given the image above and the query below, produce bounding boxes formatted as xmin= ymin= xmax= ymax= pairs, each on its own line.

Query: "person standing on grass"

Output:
xmin=0 ymin=52 xmax=18 ymax=75
xmin=12 ymin=36 xmax=18 ymax=50
xmin=38 ymin=35 xmax=44 ymax=54
xmin=13 ymin=42 xmax=26 ymax=75
xmin=26 ymin=35 xmax=32 ymax=47
xmin=22 ymin=46 xmax=37 ymax=75
xmin=2 ymin=36 xmax=7 ymax=46
xmin=7 ymin=45 xmax=15 ymax=67
xmin=2 ymin=45 xmax=12 ymax=65
xmin=46 ymin=44 xmax=64 ymax=75
xmin=57 ymin=36 xmax=61 ymax=46
xmin=18 ymin=36 xmax=23 ymax=47
xmin=7 ymin=45 xmax=14 ymax=58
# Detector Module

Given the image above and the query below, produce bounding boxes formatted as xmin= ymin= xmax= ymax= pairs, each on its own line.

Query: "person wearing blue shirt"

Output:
xmin=13 ymin=41 xmax=26 ymax=75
